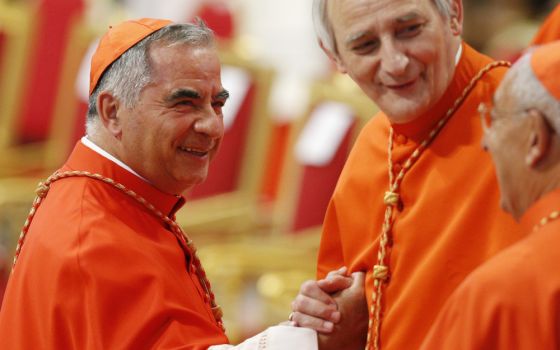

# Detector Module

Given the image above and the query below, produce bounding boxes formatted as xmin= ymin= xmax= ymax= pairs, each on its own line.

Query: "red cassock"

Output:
xmin=421 ymin=188 xmax=560 ymax=349
xmin=531 ymin=5 xmax=560 ymax=46
xmin=317 ymin=44 xmax=526 ymax=350
xmin=0 ymin=142 xmax=228 ymax=349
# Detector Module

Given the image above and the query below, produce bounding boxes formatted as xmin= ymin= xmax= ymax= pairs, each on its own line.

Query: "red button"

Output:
xmin=395 ymin=134 xmax=408 ymax=145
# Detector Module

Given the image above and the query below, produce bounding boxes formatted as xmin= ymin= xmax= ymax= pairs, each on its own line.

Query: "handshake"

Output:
xmin=288 ymin=267 xmax=369 ymax=350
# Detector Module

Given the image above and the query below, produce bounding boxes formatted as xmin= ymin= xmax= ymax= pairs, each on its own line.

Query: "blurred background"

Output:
xmin=0 ymin=0 xmax=557 ymax=343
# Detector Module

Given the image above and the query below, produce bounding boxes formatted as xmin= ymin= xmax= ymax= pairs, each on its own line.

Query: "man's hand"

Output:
xmin=318 ymin=272 xmax=368 ymax=350
xmin=290 ymin=267 xmax=352 ymax=333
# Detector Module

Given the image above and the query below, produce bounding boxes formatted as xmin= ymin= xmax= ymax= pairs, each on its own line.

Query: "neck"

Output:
xmin=82 ymin=135 xmax=150 ymax=182
xmin=87 ymin=133 xmax=122 ymax=164
xmin=514 ymin=164 xmax=560 ymax=221
xmin=519 ymin=186 xmax=560 ymax=232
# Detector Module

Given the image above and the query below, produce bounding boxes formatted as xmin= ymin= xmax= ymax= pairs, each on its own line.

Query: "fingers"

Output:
xmin=290 ymin=311 xmax=338 ymax=334
xmin=290 ymin=268 xmax=357 ymax=334
xmin=318 ymin=267 xmax=352 ymax=293
xmin=335 ymin=272 xmax=366 ymax=303
xmin=291 ymin=291 xmax=339 ymax=322
xmin=349 ymin=271 xmax=365 ymax=289
xmin=326 ymin=266 xmax=347 ymax=278
xmin=317 ymin=275 xmax=352 ymax=293
xmin=298 ymin=279 xmax=337 ymax=307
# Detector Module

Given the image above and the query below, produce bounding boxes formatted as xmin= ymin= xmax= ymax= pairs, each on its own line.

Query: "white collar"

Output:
xmin=455 ymin=44 xmax=463 ymax=66
xmin=80 ymin=136 xmax=150 ymax=184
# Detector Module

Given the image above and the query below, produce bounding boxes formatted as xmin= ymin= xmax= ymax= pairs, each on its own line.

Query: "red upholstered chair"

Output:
xmin=272 ymin=75 xmax=377 ymax=236
xmin=43 ymin=21 xmax=98 ymax=170
xmin=0 ymin=15 xmax=96 ymax=270
xmin=0 ymin=15 xmax=97 ymax=177
xmin=0 ymin=0 xmax=87 ymax=177
xmin=15 ymin=0 xmax=85 ymax=145
xmin=196 ymin=1 xmax=236 ymax=42
xmin=0 ymin=3 xmax=44 ymax=266
xmin=175 ymin=49 xmax=275 ymax=236
xmin=0 ymin=2 xmax=38 ymax=173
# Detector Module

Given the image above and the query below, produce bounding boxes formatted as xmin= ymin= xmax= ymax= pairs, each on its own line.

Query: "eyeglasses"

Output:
xmin=478 ymin=102 xmax=532 ymax=137
xmin=478 ymin=102 xmax=529 ymax=134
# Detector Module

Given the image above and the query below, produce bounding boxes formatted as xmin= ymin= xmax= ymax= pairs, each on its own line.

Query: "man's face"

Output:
xmin=117 ymin=44 xmax=228 ymax=194
xmin=481 ymin=80 xmax=530 ymax=219
xmin=328 ymin=0 xmax=460 ymax=124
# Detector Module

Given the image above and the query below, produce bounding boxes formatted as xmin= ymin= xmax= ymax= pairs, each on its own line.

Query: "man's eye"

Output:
xmin=213 ymin=101 xmax=226 ymax=111
xmin=212 ymin=102 xmax=225 ymax=115
xmin=176 ymin=100 xmax=194 ymax=107
xmin=352 ymin=40 xmax=378 ymax=54
xmin=397 ymin=24 xmax=423 ymax=38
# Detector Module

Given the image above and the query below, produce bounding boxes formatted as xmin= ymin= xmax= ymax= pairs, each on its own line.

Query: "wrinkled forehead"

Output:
xmin=327 ymin=0 xmax=437 ymax=41
xmin=149 ymin=44 xmax=221 ymax=76
xmin=146 ymin=44 xmax=224 ymax=95
xmin=327 ymin=0 xmax=436 ymax=22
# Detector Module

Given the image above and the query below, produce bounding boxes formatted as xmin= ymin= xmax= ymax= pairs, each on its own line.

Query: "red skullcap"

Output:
xmin=531 ymin=40 xmax=560 ymax=100
xmin=89 ymin=18 xmax=173 ymax=95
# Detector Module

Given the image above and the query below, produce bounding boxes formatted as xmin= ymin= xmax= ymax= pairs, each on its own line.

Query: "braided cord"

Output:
xmin=12 ymin=170 xmax=224 ymax=330
xmin=533 ymin=210 xmax=560 ymax=233
xmin=366 ymin=61 xmax=511 ymax=350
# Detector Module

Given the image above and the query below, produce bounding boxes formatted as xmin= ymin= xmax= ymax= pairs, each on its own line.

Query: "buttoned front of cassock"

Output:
xmin=317 ymin=43 xmax=526 ymax=350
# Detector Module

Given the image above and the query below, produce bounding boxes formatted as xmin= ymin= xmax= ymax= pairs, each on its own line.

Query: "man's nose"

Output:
xmin=193 ymin=109 xmax=224 ymax=138
xmin=380 ymin=41 xmax=409 ymax=77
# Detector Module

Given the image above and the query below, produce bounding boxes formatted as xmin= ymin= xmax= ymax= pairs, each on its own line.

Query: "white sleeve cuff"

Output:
xmin=209 ymin=325 xmax=317 ymax=350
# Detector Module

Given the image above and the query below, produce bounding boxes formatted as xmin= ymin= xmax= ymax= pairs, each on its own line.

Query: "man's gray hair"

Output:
xmin=86 ymin=20 xmax=215 ymax=133
xmin=504 ymin=52 xmax=560 ymax=133
xmin=312 ymin=0 xmax=452 ymax=54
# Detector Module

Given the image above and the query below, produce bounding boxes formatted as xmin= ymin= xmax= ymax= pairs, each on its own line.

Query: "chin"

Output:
xmin=185 ymin=174 xmax=208 ymax=186
xmin=387 ymin=112 xmax=421 ymax=124
xmin=377 ymin=99 xmax=430 ymax=125
xmin=381 ymin=105 xmax=424 ymax=124
xmin=500 ymin=199 xmax=518 ymax=220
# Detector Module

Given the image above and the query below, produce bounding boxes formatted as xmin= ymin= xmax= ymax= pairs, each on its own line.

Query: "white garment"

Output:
xmin=209 ymin=325 xmax=317 ymax=350
xmin=81 ymin=136 xmax=151 ymax=184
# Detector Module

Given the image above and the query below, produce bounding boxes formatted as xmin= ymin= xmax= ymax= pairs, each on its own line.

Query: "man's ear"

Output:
xmin=97 ymin=91 xmax=122 ymax=139
xmin=319 ymin=39 xmax=347 ymax=74
xmin=525 ymin=109 xmax=552 ymax=167
xmin=449 ymin=0 xmax=464 ymax=36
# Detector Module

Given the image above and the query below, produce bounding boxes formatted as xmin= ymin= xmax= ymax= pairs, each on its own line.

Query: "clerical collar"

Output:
xmin=455 ymin=44 xmax=463 ymax=65
xmin=391 ymin=43 xmax=490 ymax=138
xmin=81 ymin=136 xmax=150 ymax=184
xmin=520 ymin=187 xmax=560 ymax=233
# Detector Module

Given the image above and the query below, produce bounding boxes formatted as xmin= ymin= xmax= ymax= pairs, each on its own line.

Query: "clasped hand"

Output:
xmin=290 ymin=267 xmax=368 ymax=350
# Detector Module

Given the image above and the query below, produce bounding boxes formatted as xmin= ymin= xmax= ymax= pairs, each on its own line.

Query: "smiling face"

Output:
xmin=116 ymin=43 xmax=228 ymax=194
xmin=326 ymin=0 xmax=462 ymax=124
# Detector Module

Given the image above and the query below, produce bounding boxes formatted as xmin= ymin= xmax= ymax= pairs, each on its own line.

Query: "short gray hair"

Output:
xmin=312 ymin=0 xmax=452 ymax=54
xmin=502 ymin=52 xmax=560 ymax=133
xmin=86 ymin=20 xmax=215 ymax=132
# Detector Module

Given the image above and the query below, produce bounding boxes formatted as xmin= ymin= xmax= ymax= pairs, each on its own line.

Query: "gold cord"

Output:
xmin=532 ymin=210 xmax=560 ymax=233
xmin=365 ymin=60 xmax=511 ymax=350
xmin=12 ymin=170 xmax=225 ymax=330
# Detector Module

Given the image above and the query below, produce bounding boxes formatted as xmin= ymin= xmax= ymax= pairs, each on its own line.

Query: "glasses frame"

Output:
xmin=478 ymin=102 xmax=530 ymax=134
